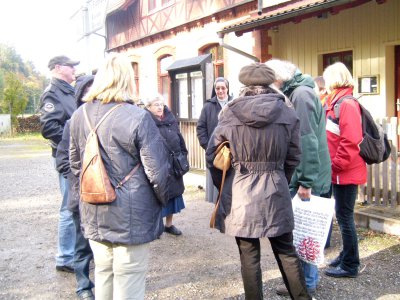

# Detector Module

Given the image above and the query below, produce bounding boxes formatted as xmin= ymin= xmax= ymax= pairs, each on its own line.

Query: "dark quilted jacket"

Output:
xmin=70 ymin=100 xmax=170 ymax=245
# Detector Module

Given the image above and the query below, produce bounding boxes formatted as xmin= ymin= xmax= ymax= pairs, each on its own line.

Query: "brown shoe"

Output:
xmin=276 ymin=284 xmax=289 ymax=296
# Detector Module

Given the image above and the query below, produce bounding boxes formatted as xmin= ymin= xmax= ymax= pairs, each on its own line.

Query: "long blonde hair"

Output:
xmin=83 ymin=53 xmax=136 ymax=103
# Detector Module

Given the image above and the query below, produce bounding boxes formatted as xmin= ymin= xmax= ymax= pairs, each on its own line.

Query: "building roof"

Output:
xmin=218 ymin=0 xmax=368 ymax=36
xmin=166 ymin=54 xmax=212 ymax=72
xmin=106 ymin=0 xmax=136 ymax=14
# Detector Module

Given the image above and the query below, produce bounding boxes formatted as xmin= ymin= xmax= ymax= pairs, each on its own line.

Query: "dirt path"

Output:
xmin=0 ymin=138 xmax=399 ymax=300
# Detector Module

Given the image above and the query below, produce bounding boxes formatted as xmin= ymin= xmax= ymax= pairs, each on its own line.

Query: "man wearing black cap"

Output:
xmin=39 ymin=55 xmax=80 ymax=273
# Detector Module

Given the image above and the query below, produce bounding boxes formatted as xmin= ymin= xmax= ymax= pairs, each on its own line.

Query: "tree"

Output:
xmin=0 ymin=43 xmax=47 ymax=133
xmin=2 ymin=72 xmax=28 ymax=132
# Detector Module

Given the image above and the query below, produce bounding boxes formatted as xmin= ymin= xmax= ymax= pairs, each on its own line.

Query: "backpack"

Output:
xmin=334 ymin=96 xmax=391 ymax=165
xmin=80 ymin=103 xmax=140 ymax=204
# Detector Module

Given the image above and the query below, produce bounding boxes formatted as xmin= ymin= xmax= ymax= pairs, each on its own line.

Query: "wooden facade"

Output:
xmin=268 ymin=0 xmax=400 ymax=118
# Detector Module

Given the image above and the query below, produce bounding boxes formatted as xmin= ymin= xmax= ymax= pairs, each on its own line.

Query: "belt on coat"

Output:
xmin=233 ymin=161 xmax=284 ymax=173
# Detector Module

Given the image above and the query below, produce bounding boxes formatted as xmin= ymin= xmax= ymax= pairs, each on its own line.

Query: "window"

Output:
xmin=323 ymin=51 xmax=353 ymax=75
xmin=190 ymin=71 xmax=204 ymax=119
xmin=148 ymin=0 xmax=156 ymax=11
xmin=149 ymin=0 xmax=173 ymax=12
xmin=175 ymin=71 xmax=204 ymax=120
xmin=131 ymin=62 xmax=139 ymax=100
xmin=159 ymin=55 xmax=173 ymax=105
xmin=200 ymin=44 xmax=224 ymax=78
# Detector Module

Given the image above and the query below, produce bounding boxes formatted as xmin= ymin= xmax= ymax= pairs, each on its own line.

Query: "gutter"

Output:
xmin=218 ymin=0 xmax=362 ymax=36
xmin=219 ymin=36 xmax=260 ymax=62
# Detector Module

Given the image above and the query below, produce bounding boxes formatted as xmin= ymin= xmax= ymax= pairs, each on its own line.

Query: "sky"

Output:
xmin=0 ymin=0 xmax=84 ymax=76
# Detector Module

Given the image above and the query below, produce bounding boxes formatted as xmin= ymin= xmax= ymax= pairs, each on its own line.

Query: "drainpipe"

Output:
xmin=218 ymin=34 xmax=260 ymax=62
xmin=257 ymin=0 xmax=263 ymax=15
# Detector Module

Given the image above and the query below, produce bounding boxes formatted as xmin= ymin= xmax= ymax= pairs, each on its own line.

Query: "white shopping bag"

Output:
xmin=292 ymin=194 xmax=335 ymax=265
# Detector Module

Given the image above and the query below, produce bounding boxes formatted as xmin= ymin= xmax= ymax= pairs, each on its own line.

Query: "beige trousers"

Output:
xmin=89 ymin=240 xmax=149 ymax=300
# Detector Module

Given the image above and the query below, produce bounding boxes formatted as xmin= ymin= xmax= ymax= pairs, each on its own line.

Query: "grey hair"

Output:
xmin=238 ymin=84 xmax=293 ymax=108
xmin=142 ymin=93 xmax=165 ymax=107
xmin=264 ymin=59 xmax=297 ymax=82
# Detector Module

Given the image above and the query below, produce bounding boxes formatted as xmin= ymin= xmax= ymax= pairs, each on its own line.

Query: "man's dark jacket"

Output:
xmin=39 ymin=78 xmax=76 ymax=157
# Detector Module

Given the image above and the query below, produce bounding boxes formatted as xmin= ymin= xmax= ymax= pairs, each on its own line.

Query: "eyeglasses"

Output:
xmin=151 ymin=103 xmax=164 ymax=107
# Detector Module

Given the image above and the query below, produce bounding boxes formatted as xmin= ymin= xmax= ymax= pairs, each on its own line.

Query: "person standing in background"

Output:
xmin=323 ymin=62 xmax=366 ymax=279
xmin=56 ymin=75 xmax=95 ymax=300
xmin=196 ymin=77 xmax=233 ymax=203
xmin=314 ymin=75 xmax=333 ymax=250
xmin=314 ymin=76 xmax=329 ymax=110
xmin=144 ymin=93 xmax=187 ymax=236
xmin=265 ymin=59 xmax=332 ymax=297
xmin=39 ymin=55 xmax=80 ymax=273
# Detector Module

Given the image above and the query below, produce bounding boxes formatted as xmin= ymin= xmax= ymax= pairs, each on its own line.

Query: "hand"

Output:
xmin=297 ymin=186 xmax=311 ymax=201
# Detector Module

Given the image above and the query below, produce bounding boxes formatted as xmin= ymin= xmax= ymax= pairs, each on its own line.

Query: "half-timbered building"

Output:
xmin=102 ymin=0 xmax=400 ymax=169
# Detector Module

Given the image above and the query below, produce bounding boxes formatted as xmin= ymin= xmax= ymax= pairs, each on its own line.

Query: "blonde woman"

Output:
xmin=323 ymin=62 xmax=366 ymax=278
xmin=70 ymin=53 xmax=170 ymax=299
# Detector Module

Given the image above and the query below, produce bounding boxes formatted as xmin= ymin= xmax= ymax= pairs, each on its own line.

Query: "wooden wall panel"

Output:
xmin=268 ymin=0 xmax=399 ymax=118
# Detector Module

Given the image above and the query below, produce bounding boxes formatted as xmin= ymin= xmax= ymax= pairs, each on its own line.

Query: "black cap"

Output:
xmin=48 ymin=55 xmax=80 ymax=70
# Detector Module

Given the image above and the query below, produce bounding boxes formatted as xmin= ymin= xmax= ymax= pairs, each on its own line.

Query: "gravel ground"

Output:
xmin=0 ymin=137 xmax=399 ymax=300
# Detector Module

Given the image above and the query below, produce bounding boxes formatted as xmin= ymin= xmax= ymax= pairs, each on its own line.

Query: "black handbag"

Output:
xmin=172 ymin=152 xmax=190 ymax=177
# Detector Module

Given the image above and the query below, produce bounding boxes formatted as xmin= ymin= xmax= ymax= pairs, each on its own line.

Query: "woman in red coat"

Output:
xmin=323 ymin=62 xmax=367 ymax=278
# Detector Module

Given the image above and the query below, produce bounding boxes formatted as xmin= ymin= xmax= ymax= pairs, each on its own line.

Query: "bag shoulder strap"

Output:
xmin=116 ymin=163 xmax=141 ymax=189
xmin=333 ymin=95 xmax=356 ymax=120
xmin=83 ymin=103 xmax=123 ymax=133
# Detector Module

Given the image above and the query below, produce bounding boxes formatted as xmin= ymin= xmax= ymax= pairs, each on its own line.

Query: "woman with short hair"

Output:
xmin=323 ymin=62 xmax=366 ymax=278
xmin=144 ymin=93 xmax=187 ymax=236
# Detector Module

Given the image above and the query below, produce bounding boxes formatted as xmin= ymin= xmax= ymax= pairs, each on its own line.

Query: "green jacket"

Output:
xmin=284 ymin=71 xmax=332 ymax=196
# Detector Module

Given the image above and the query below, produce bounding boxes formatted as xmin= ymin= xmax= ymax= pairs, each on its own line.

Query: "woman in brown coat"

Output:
xmin=206 ymin=63 xmax=311 ymax=300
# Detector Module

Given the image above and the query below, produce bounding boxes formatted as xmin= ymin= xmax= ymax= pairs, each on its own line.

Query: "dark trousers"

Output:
xmin=235 ymin=233 xmax=311 ymax=300
xmin=72 ymin=212 xmax=94 ymax=296
xmin=332 ymin=184 xmax=360 ymax=274
xmin=320 ymin=186 xmax=333 ymax=249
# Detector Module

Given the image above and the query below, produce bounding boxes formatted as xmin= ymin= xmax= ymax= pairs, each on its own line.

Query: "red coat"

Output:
xmin=325 ymin=88 xmax=367 ymax=185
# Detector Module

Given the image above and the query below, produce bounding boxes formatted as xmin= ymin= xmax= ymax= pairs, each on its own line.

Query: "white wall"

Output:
xmin=0 ymin=115 xmax=11 ymax=136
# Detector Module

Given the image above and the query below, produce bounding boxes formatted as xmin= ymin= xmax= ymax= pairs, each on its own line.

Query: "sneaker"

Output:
xmin=327 ymin=256 xmax=341 ymax=267
xmin=276 ymin=284 xmax=289 ymax=296
xmin=164 ymin=225 xmax=182 ymax=235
